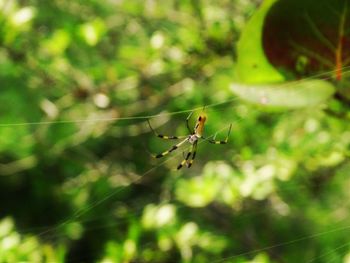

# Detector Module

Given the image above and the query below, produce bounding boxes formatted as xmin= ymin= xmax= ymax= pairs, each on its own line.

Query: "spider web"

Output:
xmin=4 ymin=66 xmax=350 ymax=262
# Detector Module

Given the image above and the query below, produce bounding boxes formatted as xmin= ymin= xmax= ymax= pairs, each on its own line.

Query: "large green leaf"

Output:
xmin=263 ymin=0 xmax=350 ymax=81
xmin=230 ymin=79 xmax=335 ymax=108
xmin=235 ymin=0 xmax=284 ymax=83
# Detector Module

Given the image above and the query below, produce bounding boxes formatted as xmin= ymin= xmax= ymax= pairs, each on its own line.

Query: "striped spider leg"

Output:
xmin=177 ymin=141 xmax=198 ymax=169
xmin=148 ymin=111 xmax=232 ymax=170
xmin=208 ymin=124 xmax=232 ymax=144
xmin=147 ymin=111 xmax=194 ymax=140
xmin=147 ymin=115 xmax=191 ymax=159
xmin=176 ymin=113 xmax=206 ymax=169
xmin=147 ymin=119 xmax=188 ymax=140
xmin=177 ymin=121 xmax=231 ymax=170
xmin=148 ymin=112 xmax=203 ymax=169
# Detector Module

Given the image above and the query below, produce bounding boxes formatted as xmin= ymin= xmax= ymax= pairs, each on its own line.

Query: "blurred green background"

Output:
xmin=1 ymin=0 xmax=350 ymax=262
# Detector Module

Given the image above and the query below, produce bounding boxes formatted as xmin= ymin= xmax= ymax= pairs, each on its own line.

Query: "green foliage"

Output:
xmin=1 ymin=0 xmax=350 ymax=262
xmin=0 ymin=217 xmax=65 ymax=262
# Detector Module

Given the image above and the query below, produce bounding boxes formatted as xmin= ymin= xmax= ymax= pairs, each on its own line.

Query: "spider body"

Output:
xmin=148 ymin=111 xmax=231 ymax=170
xmin=188 ymin=134 xmax=199 ymax=144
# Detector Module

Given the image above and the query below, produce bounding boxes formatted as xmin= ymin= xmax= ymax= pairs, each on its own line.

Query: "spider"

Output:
xmin=148 ymin=112 xmax=232 ymax=170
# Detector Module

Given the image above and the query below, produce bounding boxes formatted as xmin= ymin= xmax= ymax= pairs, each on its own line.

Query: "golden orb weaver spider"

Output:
xmin=148 ymin=111 xmax=232 ymax=170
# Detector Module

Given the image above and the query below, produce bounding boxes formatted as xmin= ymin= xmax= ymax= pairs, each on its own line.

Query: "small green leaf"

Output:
xmin=236 ymin=0 xmax=284 ymax=83
xmin=230 ymin=79 xmax=335 ymax=108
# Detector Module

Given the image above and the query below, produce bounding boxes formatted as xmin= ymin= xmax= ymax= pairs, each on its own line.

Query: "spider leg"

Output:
xmin=177 ymin=144 xmax=194 ymax=170
xmin=208 ymin=124 xmax=232 ymax=144
xmin=187 ymin=141 xmax=197 ymax=168
xmin=182 ymin=151 xmax=188 ymax=160
xmin=147 ymin=119 xmax=187 ymax=139
xmin=154 ymin=138 xmax=188 ymax=158
xmin=181 ymin=151 xmax=192 ymax=167
xmin=186 ymin=111 xmax=194 ymax=134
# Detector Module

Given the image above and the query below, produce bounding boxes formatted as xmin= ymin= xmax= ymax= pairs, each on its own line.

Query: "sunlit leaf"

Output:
xmin=230 ymin=79 xmax=335 ymax=108
xmin=10 ymin=6 xmax=36 ymax=27
xmin=42 ymin=30 xmax=71 ymax=55
xmin=79 ymin=18 xmax=106 ymax=46
xmin=235 ymin=0 xmax=284 ymax=83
